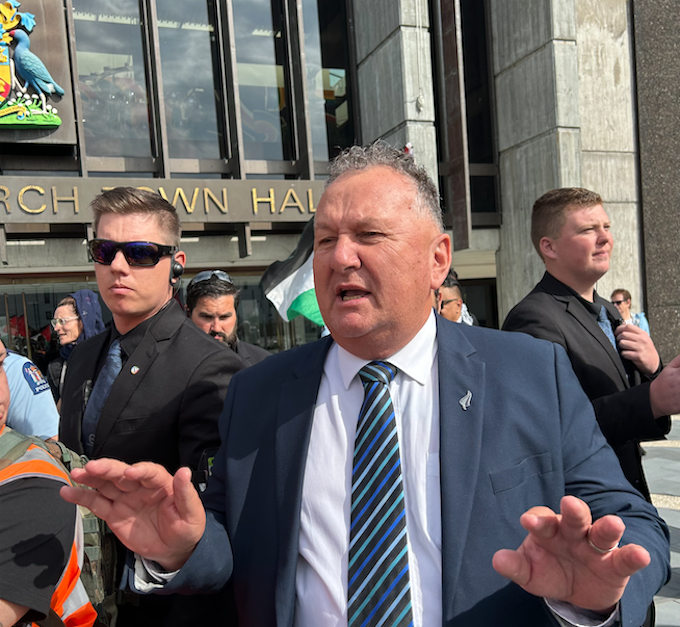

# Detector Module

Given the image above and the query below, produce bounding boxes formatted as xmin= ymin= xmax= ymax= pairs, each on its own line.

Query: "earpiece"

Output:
xmin=170 ymin=254 xmax=185 ymax=285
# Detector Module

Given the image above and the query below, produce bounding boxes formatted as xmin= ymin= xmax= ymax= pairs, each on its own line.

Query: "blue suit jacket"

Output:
xmin=161 ymin=318 xmax=670 ymax=626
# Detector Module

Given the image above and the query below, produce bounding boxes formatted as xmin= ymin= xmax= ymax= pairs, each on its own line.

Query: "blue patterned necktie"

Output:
xmin=81 ymin=339 xmax=122 ymax=456
xmin=597 ymin=306 xmax=618 ymax=350
xmin=348 ymin=361 xmax=413 ymax=627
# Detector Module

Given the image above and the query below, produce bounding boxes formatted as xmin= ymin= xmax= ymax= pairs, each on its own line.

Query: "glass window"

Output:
xmin=73 ymin=0 xmax=152 ymax=158
xmin=232 ymin=0 xmax=293 ymax=161
xmin=470 ymin=176 xmax=497 ymax=213
xmin=0 ymin=281 xmax=111 ymax=368
xmin=303 ymin=0 xmax=355 ymax=161
xmin=156 ymin=0 xmax=223 ymax=159
xmin=460 ymin=0 xmax=494 ymax=164
xmin=460 ymin=279 xmax=498 ymax=328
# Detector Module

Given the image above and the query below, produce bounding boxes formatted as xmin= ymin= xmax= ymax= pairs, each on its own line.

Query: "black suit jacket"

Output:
xmin=59 ymin=299 xmax=246 ymax=473
xmin=155 ymin=318 xmax=669 ymax=627
xmin=235 ymin=340 xmax=271 ymax=367
xmin=503 ymin=272 xmax=670 ymax=499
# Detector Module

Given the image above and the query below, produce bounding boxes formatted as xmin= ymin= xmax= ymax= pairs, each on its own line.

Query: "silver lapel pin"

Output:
xmin=459 ymin=390 xmax=472 ymax=411
xmin=130 ymin=365 xmax=140 ymax=375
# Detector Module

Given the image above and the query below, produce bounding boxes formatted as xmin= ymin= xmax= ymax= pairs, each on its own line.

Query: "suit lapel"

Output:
xmin=92 ymin=302 xmax=183 ymax=455
xmin=539 ymin=274 xmax=629 ymax=387
xmin=273 ymin=337 xmax=333 ymax=626
xmin=563 ymin=297 xmax=629 ymax=386
xmin=436 ymin=318 xmax=486 ymax=620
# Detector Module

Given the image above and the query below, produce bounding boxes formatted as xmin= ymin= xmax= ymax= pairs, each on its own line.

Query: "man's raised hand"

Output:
xmin=492 ymin=496 xmax=650 ymax=614
xmin=60 ymin=458 xmax=206 ymax=571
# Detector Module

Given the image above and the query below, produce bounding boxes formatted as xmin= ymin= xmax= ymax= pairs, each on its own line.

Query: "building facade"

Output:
xmin=1 ymin=0 xmax=676 ymax=360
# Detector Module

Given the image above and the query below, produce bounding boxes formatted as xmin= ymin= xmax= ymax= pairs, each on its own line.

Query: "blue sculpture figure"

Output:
xmin=9 ymin=29 xmax=64 ymax=113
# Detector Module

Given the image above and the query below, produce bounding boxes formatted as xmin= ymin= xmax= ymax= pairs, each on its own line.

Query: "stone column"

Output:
xmin=633 ymin=0 xmax=680 ymax=362
xmin=490 ymin=0 xmax=641 ymax=324
xmin=352 ymin=0 xmax=439 ymax=180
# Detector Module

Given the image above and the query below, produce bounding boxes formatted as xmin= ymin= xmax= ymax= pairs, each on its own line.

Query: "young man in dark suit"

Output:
xmin=503 ymin=187 xmax=680 ymax=502
xmin=185 ymin=269 xmax=271 ymax=366
xmin=59 ymin=187 xmax=245 ymax=626
xmin=64 ymin=151 xmax=670 ymax=627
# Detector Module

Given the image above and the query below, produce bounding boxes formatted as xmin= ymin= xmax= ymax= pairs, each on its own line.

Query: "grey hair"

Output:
xmin=326 ymin=141 xmax=444 ymax=232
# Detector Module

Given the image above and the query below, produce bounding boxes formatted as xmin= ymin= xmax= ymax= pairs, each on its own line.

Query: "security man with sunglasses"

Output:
xmin=59 ymin=186 xmax=246 ymax=627
xmin=186 ymin=270 xmax=271 ymax=366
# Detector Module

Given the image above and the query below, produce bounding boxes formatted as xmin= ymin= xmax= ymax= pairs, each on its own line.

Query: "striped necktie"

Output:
xmin=348 ymin=361 xmax=413 ymax=627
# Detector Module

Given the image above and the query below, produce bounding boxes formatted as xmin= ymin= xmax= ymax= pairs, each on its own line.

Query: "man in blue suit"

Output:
xmin=62 ymin=143 xmax=669 ymax=627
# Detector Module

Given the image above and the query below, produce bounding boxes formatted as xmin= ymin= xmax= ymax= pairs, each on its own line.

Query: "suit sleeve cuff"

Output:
xmin=131 ymin=554 xmax=180 ymax=593
xmin=545 ymin=598 xmax=619 ymax=626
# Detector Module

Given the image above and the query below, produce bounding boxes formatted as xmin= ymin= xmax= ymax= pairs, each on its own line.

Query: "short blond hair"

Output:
xmin=531 ymin=188 xmax=603 ymax=258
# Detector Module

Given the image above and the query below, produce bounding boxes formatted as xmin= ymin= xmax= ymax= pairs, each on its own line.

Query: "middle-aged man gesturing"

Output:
xmin=58 ymin=187 xmax=245 ymax=626
xmin=62 ymin=145 xmax=669 ymax=627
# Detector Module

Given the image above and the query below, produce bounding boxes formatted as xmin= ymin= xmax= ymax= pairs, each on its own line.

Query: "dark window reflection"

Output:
xmin=470 ymin=176 xmax=496 ymax=213
xmin=303 ymin=0 xmax=355 ymax=161
xmin=233 ymin=0 xmax=293 ymax=161
xmin=460 ymin=0 xmax=493 ymax=164
xmin=157 ymin=0 xmax=223 ymax=159
xmin=73 ymin=0 xmax=151 ymax=158
xmin=460 ymin=279 xmax=498 ymax=328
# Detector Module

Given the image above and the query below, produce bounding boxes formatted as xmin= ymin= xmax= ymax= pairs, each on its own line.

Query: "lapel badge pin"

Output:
xmin=459 ymin=390 xmax=472 ymax=411
xmin=130 ymin=366 xmax=140 ymax=375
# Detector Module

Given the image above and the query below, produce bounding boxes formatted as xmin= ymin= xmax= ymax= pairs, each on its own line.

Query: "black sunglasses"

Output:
xmin=187 ymin=270 xmax=234 ymax=290
xmin=611 ymin=299 xmax=627 ymax=306
xmin=88 ymin=239 xmax=177 ymax=267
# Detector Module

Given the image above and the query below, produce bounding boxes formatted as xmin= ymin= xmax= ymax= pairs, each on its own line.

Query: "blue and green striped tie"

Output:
xmin=348 ymin=361 xmax=413 ymax=627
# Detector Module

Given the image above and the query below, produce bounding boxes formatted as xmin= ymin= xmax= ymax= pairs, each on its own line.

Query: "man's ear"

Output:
xmin=539 ymin=236 xmax=557 ymax=261
xmin=431 ymin=233 xmax=452 ymax=290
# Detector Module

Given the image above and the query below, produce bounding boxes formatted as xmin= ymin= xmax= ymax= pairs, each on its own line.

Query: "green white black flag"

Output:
xmin=259 ymin=218 xmax=324 ymax=326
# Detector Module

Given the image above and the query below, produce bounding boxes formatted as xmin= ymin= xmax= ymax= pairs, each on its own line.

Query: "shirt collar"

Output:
xmin=335 ymin=310 xmax=438 ymax=390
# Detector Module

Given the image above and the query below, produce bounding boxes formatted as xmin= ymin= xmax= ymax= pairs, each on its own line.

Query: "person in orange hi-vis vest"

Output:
xmin=0 ymin=339 xmax=96 ymax=627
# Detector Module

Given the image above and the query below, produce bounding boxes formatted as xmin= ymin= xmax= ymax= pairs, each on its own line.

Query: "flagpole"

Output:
xmin=21 ymin=291 xmax=31 ymax=360
xmin=3 ymin=293 xmax=11 ymax=351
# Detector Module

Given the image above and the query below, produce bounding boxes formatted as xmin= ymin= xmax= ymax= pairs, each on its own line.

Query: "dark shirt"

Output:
xmin=93 ymin=302 xmax=171 ymax=380
xmin=0 ymin=478 xmax=75 ymax=622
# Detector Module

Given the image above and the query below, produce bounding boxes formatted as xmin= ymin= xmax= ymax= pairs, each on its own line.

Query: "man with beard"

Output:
xmin=186 ymin=270 xmax=271 ymax=366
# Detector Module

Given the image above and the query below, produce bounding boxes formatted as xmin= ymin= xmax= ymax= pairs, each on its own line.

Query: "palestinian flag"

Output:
xmin=260 ymin=217 xmax=324 ymax=326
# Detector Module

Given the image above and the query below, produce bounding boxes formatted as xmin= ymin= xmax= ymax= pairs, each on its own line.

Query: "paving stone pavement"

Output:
xmin=644 ymin=417 xmax=680 ymax=626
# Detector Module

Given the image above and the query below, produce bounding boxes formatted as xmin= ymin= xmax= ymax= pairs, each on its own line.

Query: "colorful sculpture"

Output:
xmin=10 ymin=29 xmax=64 ymax=113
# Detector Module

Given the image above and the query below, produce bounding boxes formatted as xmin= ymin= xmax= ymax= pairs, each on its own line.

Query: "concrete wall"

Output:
xmin=353 ymin=0 xmax=439 ymax=180
xmin=633 ymin=0 xmax=680 ymax=363
xmin=490 ymin=0 xmax=581 ymax=319
xmin=489 ymin=0 xmax=642 ymax=323
xmin=576 ymin=0 xmax=642 ymax=313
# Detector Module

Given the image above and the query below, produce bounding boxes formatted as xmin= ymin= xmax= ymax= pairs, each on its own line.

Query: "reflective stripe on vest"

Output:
xmin=0 ymin=432 xmax=97 ymax=627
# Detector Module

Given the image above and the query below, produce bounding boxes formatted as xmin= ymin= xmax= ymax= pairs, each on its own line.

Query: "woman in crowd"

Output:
xmin=48 ymin=289 xmax=105 ymax=404
xmin=610 ymin=288 xmax=651 ymax=334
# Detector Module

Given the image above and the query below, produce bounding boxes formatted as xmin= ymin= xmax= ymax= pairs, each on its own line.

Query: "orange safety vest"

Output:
xmin=0 ymin=425 xmax=97 ymax=627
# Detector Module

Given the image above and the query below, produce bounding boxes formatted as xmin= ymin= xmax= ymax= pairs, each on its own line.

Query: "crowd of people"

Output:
xmin=0 ymin=143 xmax=675 ymax=627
